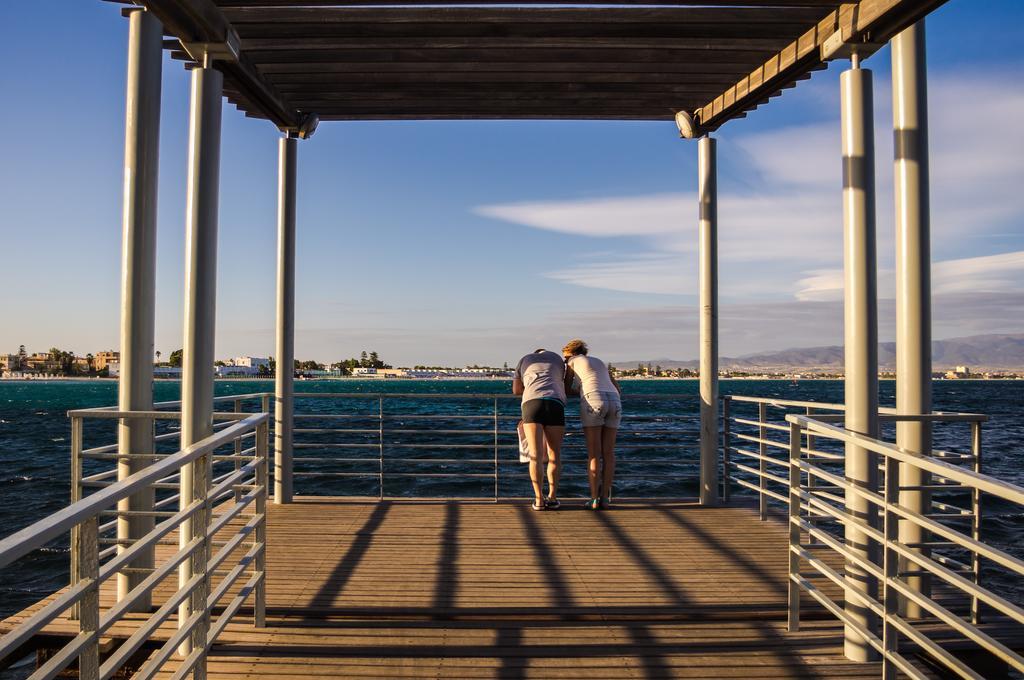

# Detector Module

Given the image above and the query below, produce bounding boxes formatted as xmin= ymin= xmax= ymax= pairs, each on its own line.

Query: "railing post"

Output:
xmin=787 ymin=420 xmax=801 ymax=633
xmin=76 ymin=516 xmax=100 ymax=680
xmin=493 ymin=398 xmax=499 ymax=502
xmin=378 ymin=396 xmax=384 ymax=500
xmin=882 ymin=454 xmax=900 ymax=679
xmin=758 ymin=402 xmax=768 ymax=520
xmin=70 ymin=415 xmax=83 ymax=620
xmin=187 ymin=450 xmax=211 ymax=672
xmin=254 ymin=420 xmax=268 ymax=628
xmin=721 ymin=396 xmax=731 ymax=503
xmin=805 ymin=407 xmax=817 ymax=493
xmin=971 ymin=420 xmax=983 ymax=625
xmin=233 ymin=398 xmax=243 ymax=502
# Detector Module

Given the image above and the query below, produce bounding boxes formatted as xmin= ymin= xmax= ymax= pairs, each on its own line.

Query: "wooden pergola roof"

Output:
xmin=138 ymin=0 xmax=946 ymax=132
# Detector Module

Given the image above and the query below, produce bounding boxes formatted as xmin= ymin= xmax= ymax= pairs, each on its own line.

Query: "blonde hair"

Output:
xmin=562 ymin=339 xmax=588 ymax=357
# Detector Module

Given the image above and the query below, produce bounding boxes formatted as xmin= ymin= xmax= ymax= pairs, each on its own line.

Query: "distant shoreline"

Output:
xmin=2 ymin=376 xmax=1020 ymax=383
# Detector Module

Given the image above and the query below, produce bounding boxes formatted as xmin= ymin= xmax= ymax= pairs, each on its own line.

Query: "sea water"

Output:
xmin=1 ymin=378 xmax=1021 ymax=621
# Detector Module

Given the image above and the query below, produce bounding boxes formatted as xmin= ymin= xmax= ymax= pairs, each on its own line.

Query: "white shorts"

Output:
xmin=580 ymin=391 xmax=622 ymax=428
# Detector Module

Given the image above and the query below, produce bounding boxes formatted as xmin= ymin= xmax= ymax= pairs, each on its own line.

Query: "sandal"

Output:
xmin=545 ymin=498 xmax=560 ymax=510
xmin=531 ymin=500 xmax=546 ymax=511
xmin=600 ymin=497 xmax=611 ymax=510
xmin=586 ymin=498 xmax=601 ymax=511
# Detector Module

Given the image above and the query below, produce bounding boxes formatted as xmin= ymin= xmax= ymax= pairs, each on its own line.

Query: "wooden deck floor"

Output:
xmin=7 ymin=499 xmax=888 ymax=678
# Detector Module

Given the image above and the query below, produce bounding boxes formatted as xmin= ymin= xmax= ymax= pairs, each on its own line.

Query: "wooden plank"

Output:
xmin=143 ymin=0 xmax=302 ymax=129
xmin=216 ymin=0 xmax=844 ymax=7
xmin=695 ymin=0 xmax=950 ymax=131
xmin=241 ymin=47 xmax=780 ymax=65
xmin=222 ymin=6 xmax=830 ymax=25
xmin=17 ymin=497 xmax=1017 ymax=679
xmin=256 ymin=61 xmax=762 ymax=75
xmin=240 ymin=37 xmax=794 ymax=51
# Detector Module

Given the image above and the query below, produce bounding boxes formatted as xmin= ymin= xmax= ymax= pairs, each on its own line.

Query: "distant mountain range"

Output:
xmin=619 ymin=333 xmax=1024 ymax=371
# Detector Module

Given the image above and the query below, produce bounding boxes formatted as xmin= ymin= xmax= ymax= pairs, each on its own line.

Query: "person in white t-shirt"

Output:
xmin=562 ymin=339 xmax=621 ymax=509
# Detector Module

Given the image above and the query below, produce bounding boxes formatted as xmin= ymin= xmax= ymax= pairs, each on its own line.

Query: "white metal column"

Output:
xmin=178 ymin=61 xmax=223 ymax=659
xmin=116 ymin=7 xmax=162 ymax=609
xmin=841 ymin=55 xmax=880 ymax=662
xmin=698 ymin=135 xmax=719 ymax=507
xmin=892 ymin=21 xmax=933 ymax=617
xmin=275 ymin=135 xmax=297 ymax=504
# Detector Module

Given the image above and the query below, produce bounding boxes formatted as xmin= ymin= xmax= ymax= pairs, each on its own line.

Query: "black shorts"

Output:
xmin=522 ymin=399 xmax=565 ymax=426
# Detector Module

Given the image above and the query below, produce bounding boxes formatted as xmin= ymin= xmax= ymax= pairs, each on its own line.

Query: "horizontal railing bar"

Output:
xmin=729 ymin=446 xmax=789 ymax=466
xmin=294 ymin=443 xmax=379 ymax=449
xmin=207 ymin=545 xmax=260 ymax=611
xmin=886 ymin=572 xmax=1023 ymax=674
xmin=724 ymin=395 xmax=846 ymax=411
xmin=208 ymin=520 xmax=261 ymax=579
xmin=131 ymin=600 xmax=204 ymax=680
xmin=28 ymin=630 xmax=96 ymax=680
xmin=733 ymin=463 xmax=787 ymax=487
xmin=732 ymin=431 xmax=791 ymax=450
xmin=791 ymin=416 xmax=1023 ymax=504
xmin=207 ymin=571 xmax=262 ymax=645
xmin=0 ymin=580 xmax=91 ymax=662
xmin=98 ymin=537 xmax=202 ymax=639
xmin=731 ymin=477 xmax=788 ymax=504
xmin=732 ymin=417 xmax=791 ymax=434
xmin=0 ymin=413 xmax=268 ymax=570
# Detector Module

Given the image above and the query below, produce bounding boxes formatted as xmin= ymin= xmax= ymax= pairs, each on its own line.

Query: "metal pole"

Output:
xmin=69 ymin=416 xmax=83 ymax=620
xmin=971 ymin=420 xmax=982 ymax=625
xmin=254 ymin=421 xmax=268 ymax=628
xmin=892 ymin=21 xmax=933 ymax=618
xmin=117 ymin=7 xmax=162 ymax=609
xmin=787 ymin=421 xmax=801 ymax=633
xmin=721 ymin=396 xmax=731 ymax=503
xmin=841 ymin=57 xmax=880 ymax=662
xmin=274 ymin=136 xmax=297 ymax=504
xmin=493 ymin=398 xmax=499 ymax=502
xmin=758 ymin=402 xmax=768 ymax=520
xmin=178 ymin=60 xmax=223 ymax=657
xmin=698 ymin=135 xmax=719 ymax=507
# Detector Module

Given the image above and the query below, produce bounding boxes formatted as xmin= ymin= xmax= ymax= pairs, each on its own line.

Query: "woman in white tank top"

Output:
xmin=562 ymin=339 xmax=621 ymax=509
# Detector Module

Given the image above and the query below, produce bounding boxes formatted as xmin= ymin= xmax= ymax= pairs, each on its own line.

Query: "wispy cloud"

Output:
xmin=473 ymin=71 xmax=1024 ymax=304
xmin=795 ymin=250 xmax=1024 ymax=301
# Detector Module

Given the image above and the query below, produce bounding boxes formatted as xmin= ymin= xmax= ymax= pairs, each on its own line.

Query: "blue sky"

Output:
xmin=0 ymin=1 xmax=1022 ymax=366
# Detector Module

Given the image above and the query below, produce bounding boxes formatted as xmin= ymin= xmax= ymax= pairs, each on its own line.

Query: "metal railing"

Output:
xmin=287 ymin=392 xmax=699 ymax=499
xmin=785 ymin=413 xmax=1023 ymax=679
xmin=0 ymin=410 xmax=270 ymax=680
xmin=721 ymin=396 xmax=985 ymax=522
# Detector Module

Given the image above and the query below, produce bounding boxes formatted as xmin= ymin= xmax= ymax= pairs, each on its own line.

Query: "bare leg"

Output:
xmin=583 ymin=426 xmax=602 ymax=499
xmin=600 ymin=427 xmax=618 ymax=500
xmin=543 ymin=425 xmax=564 ymax=499
xmin=523 ymin=422 xmax=546 ymax=505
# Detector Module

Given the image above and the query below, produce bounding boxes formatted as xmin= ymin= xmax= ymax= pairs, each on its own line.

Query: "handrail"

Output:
xmin=0 ymin=414 xmax=265 ymax=567
xmin=0 ymin=411 xmax=270 ymax=680
xmin=784 ymin=413 xmax=1023 ymax=679
xmin=720 ymin=394 xmax=986 ymax=516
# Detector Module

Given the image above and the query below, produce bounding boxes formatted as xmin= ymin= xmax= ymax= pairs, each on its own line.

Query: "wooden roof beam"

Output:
xmin=142 ymin=0 xmax=305 ymax=130
xmin=694 ymin=0 xmax=948 ymax=132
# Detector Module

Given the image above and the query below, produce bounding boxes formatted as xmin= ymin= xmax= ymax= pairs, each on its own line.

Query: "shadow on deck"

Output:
xmin=157 ymin=498 xmax=877 ymax=679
